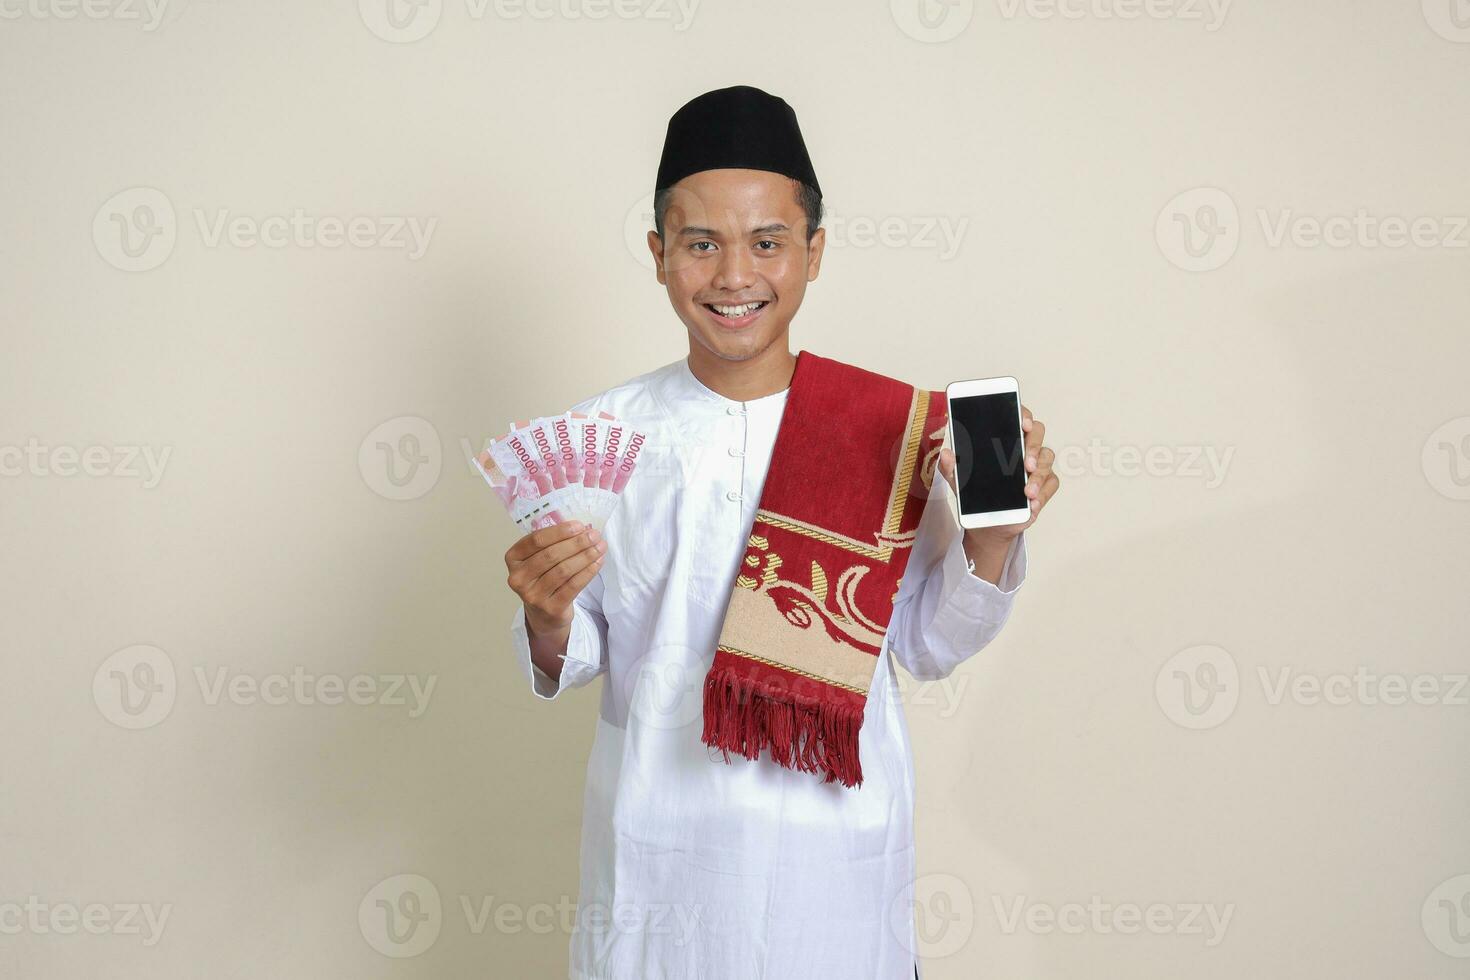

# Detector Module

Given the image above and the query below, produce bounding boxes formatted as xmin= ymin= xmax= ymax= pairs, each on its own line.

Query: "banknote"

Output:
xmin=473 ymin=410 xmax=646 ymax=534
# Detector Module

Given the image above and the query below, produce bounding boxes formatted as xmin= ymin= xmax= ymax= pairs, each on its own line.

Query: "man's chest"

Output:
xmin=599 ymin=414 xmax=777 ymax=621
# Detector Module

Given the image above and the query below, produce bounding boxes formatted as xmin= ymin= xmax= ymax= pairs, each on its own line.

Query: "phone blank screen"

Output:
xmin=950 ymin=392 xmax=1027 ymax=514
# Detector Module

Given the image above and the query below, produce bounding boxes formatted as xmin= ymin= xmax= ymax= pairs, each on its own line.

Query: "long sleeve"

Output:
xmin=886 ymin=472 xmax=1027 ymax=681
xmin=509 ymin=570 xmax=610 ymax=701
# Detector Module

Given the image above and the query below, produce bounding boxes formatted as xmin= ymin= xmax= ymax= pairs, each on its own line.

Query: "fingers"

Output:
xmin=937 ymin=446 xmax=956 ymax=480
xmin=1024 ymin=415 xmax=1045 ymax=456
xmin=551 ymin=549 xmax=607 ymax=605
xmin=505 ymin=520 xmax=587 ymax=566
xmin=1025 ymin=445 xmax=1056 ymax=475
xmin=1040 ymin=471 xmax=1060 ymax=505
xmin=520 ymin=527 xmax=604 ymax=585
xmin=534 ymin=541 xmax=607 ymax=615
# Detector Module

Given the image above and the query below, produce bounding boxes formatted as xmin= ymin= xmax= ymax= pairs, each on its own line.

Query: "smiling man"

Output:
xmin=503 ymin=85 xmax=1058 ymax=979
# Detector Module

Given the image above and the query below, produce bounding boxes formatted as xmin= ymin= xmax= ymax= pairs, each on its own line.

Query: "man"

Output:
xmin=504 ymin=85 xmax=1059 ymax=979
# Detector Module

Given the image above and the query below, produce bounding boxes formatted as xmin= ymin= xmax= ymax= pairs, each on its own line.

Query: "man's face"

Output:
xmin=648 ymin=168 xmax=825 ymax=363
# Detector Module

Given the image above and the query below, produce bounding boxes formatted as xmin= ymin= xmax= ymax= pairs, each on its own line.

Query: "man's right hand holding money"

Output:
xmin=505 ymin=521 xmax=608 ymax=682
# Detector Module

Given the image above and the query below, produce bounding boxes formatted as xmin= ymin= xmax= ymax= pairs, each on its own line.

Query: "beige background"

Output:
xmin=3 ymin=0 xmax=1468 ymax=977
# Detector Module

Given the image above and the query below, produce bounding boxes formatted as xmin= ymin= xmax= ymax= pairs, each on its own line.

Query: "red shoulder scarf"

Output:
xmin=701 ymin=349 xmax=948 ymax=788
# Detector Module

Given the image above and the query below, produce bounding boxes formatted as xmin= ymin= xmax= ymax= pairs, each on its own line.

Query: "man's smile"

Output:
xmin=702 ymin=299 xmax=771 ymax=329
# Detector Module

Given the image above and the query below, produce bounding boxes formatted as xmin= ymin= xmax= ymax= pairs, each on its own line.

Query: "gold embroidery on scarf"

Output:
xmin=748 ymin=386 xmax=931 ymax=564
xmin=715 ymin=644 xmax=869 ymax=696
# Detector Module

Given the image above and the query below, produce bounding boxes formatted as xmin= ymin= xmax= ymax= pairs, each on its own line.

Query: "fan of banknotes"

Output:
xmin=473 ymin=411 xmax=647 ymax=534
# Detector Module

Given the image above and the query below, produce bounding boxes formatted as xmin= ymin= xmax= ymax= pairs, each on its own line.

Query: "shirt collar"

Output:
xmin=673 ymin=354 xmax=791 ymax=408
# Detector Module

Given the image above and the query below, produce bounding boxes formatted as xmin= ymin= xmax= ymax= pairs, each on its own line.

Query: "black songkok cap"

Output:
xmin=655 ymin=85 xmax=821 ymax=198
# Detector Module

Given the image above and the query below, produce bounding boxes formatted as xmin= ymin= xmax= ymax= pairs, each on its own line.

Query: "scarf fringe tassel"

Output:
xmin=701 ymin=664 xmax=865 ymax=788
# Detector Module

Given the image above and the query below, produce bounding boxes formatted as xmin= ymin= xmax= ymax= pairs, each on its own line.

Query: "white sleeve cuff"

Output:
xmin=510 ymin=601 xmax=606 ymax=701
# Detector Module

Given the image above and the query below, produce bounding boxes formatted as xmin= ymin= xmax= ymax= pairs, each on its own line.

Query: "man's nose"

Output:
xmin=712 ymin=246 xmax=755 ymax=290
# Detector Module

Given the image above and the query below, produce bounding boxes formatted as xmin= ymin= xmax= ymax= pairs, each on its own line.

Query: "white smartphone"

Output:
xmin=944 ymin=376 xmax=1030 ymax=529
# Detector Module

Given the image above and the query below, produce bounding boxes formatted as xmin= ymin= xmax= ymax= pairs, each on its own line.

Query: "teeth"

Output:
xmin=711 ymin=302 xmax=765 ymax=317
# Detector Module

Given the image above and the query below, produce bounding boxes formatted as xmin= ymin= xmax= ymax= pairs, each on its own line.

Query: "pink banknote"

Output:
xmin=473 ymin=410 xmax=646 ymax=534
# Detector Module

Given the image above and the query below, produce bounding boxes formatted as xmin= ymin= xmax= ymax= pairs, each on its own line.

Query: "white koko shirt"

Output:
xmin=509 ymin=355 xmax=1027 ymax=980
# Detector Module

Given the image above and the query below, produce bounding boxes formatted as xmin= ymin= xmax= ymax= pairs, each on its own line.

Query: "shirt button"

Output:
xmin=726 ymin=405 xmax=747 ymax=416
xmin=726 ymin=490 xmax=742 ymax=502
xmin=728 ymin=447 xmax=745 ymax=457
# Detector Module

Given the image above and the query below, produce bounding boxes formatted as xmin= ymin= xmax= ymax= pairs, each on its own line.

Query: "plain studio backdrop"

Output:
xmin=3 ymin=1 xmax=1468 ymax=977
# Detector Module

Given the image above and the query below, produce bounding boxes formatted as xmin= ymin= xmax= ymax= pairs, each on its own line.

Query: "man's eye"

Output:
xmin=689 ymin=241 xmax=715 ymax=253
xmin=757 ymin=240 xmax=780 ymax=249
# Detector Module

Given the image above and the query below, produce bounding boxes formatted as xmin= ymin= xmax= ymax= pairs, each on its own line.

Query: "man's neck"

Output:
xmin=687 ymin=343 xmax=797 ymax=402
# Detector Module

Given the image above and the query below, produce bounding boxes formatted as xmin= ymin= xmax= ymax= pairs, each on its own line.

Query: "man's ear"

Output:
xmin=647 ymin=230 xmax=666 ymax=284
xmin=806 ymin=225 xmax=826 ymax=282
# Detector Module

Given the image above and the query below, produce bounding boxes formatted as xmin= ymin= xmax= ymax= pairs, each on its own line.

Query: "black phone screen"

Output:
xmin=949 ymin=392 xmax=1027 ymax=514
